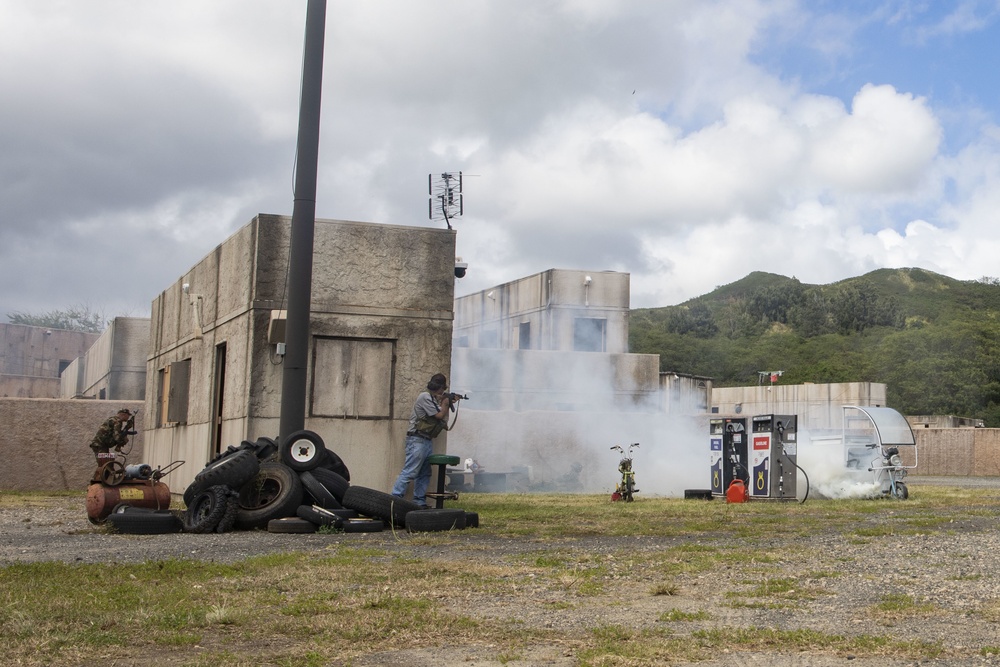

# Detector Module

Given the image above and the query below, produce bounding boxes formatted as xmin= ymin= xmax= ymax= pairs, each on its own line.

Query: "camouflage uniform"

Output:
xmin=90 ymin=412 xmax=131 ymax=457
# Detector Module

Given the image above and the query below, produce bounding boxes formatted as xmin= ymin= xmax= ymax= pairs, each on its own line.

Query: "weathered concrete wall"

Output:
xmin=1 ymin=323 xmax=99 ymax=398
xmin=144 ymin=215 xmax=457 ymax=496
xmin=60 ymin=317 xmax=150 ymax=400
xmin=0 ymin=398 xmax=144 ymax=491
xmin=913 ymin=428 xmax=1000 ymax=477
xmin=454 ymin=269 xmax=630 ymax=352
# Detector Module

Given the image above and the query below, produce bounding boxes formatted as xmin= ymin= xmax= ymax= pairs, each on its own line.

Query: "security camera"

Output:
xmin=455 ymin=257 xmax=468 ymax=279
xmin=584 ymin=276 xmax=592 ymax=285
xmin=182 ymin=283 xmax=190 ymax=294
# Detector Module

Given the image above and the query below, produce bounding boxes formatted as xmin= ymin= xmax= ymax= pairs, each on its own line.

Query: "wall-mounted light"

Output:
xmin=486 ymin=290 xmax=495 ymax=300
xmin=182 ymin=282 xmax=204 ymax=339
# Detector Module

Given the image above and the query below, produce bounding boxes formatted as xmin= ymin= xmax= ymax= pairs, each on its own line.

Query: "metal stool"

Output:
xmin=425 ymin=454 xmax=461 ymax=509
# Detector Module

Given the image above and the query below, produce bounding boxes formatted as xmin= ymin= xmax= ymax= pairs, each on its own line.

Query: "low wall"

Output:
xmin=913 ymin=428 xmax=1000 ymax=477
xmin=0 ymin=398 xmax=144 ymax=492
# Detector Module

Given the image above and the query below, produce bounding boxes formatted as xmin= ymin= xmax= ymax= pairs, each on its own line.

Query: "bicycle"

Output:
xmin=610 ymin=442 xmax=639 ymax=502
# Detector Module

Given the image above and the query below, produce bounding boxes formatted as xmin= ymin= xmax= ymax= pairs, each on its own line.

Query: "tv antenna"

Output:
xmin=428 ymin=172 xmax=463 ymax=229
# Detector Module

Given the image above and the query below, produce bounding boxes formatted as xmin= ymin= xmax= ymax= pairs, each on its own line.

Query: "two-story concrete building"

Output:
xmin=141 ymin=214 xmax=457 ymax=494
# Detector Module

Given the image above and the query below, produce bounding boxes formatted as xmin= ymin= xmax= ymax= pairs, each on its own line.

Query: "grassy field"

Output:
xmin=1 ymin=487 xmax=998 ymax=666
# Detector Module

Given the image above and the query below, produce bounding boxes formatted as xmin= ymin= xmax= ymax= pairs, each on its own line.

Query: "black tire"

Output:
xmin=252 ymin=436 xmax=279 ymax=461
xmin=311 ymin=468 xmax=350 ymax=504
xmin=341 ymin=485 xmax=420 ymax=528
xmin=342 ymin=518 xmax=384 ymax=533
xmin=299 ymin=470 xmax=342 ymax=509
xmin=317 ymin=448 xmax=351 ymax=481
xmin=107 ymin=510 xmax=182 ymax=535
xmin=267 ymin=517 xmax=317 ymax=534
xmin=184 ymin=448 xmax=261 ymax=506
xmin=235 ymin=462 xmax=303 ymax=530
xmin=464 ymin=511 xmax=480 ymax=528
xmin=892 ymin=482 xmax=909 ymax=500
xmin=280 ymin=430 xmax=326 ymax=472
xmin=215 ymin=489 xmax=240 ymax=533
xmin=184 ymin=486 xmax=231 ymax=533
xmin=405 ymin=508 xmax=467 ymax=533
xmin=296 ymin=504 xmax=344 ymax=529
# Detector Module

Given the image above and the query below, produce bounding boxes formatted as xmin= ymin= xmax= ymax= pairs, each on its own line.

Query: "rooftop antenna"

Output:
xmin=428 ymin=172 xmax=463 ymax=229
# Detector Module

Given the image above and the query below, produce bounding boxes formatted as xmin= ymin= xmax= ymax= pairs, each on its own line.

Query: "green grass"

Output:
xmin=0 ymin=488 xmax=994 ymax=665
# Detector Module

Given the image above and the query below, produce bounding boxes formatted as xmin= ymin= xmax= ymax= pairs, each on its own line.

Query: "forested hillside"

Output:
xmin=629 ymin=268 xmax=1000 ymax=426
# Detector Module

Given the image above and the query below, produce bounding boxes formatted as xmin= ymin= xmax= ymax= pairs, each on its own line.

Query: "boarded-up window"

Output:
xmin=165 ymin=359 xmax=191 ymax=424
xmin=311 ymin=338 xmax=394 ymax=418
xmin=167 ymin=359 xmax=191 ymax=424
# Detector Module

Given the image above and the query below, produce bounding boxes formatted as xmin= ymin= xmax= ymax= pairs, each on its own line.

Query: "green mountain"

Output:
xmin=628 ymin=268 xmax=1000 ymax=425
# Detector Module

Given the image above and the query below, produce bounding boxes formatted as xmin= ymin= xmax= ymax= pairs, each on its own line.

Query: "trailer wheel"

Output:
xmin=235 ymin=462 xmax=303 ymax=530
xmin=279 ymin=430 xmax=326 ymax=472
xmin=184 ymin=485 xmax=230 ymax=533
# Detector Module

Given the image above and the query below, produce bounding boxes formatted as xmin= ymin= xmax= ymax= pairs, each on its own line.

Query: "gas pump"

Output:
xmin=709 ymin=417 xmax=748 ymax=497
xmin=750 ymin=414 xmax=797 ymax=500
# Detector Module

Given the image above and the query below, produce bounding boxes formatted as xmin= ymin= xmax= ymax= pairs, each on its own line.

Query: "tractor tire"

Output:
xmin=215 ymin=489 xmax=240 ymax=533
xmin=184 ymin=448 xmax=260 ymax=506
xmin=310 ymin=467 xmax=350 ymax=504
xmin=280 ymin=430 xmax=326 ymax=472
xmin=252 ymin=436 xmax=279 ymax=461
xmin=184 ymin=485 xmax=231 ymax=533
xmin=405 ymin=508 xmax=467 ymax=533
xmin=235 ymin=462 xmax=303 ymax=530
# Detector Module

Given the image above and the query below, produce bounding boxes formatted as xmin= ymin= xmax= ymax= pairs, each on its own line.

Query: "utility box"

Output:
xmin=750 ymin=414 xmax=798 ymax=500
xmin=709 ymin=417 xmax=748 ymax=496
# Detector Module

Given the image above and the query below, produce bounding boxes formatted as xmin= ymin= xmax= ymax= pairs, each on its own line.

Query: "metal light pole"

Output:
xmin=280 ymin=0 xmax=327 ymax=440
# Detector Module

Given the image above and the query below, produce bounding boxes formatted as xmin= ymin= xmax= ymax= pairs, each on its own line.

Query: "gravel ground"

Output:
xmin=2 ymin=480 xmax=1000 ymax=667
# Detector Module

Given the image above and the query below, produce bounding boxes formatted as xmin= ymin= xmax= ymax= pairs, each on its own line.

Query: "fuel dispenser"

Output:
xmin=709 ymin=417 xmax=748 ymax=497
xmin=749 ymin=414 xmax=798 ymax=500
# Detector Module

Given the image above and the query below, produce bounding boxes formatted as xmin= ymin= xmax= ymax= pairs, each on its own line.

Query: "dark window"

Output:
xmin=573 ymin=318 xmax=606 ymax=352
xmin=518 ymin=322 xmax=531 ymax=350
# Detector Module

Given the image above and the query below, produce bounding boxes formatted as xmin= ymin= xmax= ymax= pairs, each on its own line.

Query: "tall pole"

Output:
xmin=280 ymin=0 xmax=327 ymax=440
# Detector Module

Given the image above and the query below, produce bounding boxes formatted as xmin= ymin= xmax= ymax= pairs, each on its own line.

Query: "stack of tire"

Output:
xmin=181 ymin=430 xmax=478 ymax=534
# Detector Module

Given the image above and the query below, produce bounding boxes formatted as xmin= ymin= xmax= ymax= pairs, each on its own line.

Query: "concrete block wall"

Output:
xmin=0 ymin=398 xmax=144 ymax=492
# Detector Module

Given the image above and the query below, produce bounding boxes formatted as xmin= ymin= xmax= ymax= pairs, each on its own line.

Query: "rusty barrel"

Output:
xmin=86 ymin=479 xmax=172 ymax=523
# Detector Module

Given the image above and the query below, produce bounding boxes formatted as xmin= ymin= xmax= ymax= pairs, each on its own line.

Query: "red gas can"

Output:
xmin=726 ymin=479 xmax=748 ymax=504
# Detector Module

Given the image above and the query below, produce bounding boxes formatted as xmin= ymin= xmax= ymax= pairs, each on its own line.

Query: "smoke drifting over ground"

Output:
xmin=795 ymin=431 xmax=881 ymax=500
xmin=449 ymin=350 xmax=710 ymax=498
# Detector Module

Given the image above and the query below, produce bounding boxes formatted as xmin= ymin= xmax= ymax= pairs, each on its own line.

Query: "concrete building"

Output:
xmin=448 ymin=269 xmax=682 ymax=491
xmin=142 ymin=214 xmax=457 ymax=494
xmin=60 ymin=317 xmax=150 ymax=400
xmin=711 ymin=381 xmax=888 ymax=433
xmin=453 ymin=269 xmax=630 ymax=353
xmin=0 ymin=323 xmax=99 ymax=398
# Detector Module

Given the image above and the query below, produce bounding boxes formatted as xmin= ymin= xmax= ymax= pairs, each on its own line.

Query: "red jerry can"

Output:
xmin=726 ymin=479 xmax=748 ymax=504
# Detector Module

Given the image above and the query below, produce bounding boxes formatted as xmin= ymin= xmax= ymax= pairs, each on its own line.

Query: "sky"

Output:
xmin=4 ymin=0 xmax=1000 ymax=321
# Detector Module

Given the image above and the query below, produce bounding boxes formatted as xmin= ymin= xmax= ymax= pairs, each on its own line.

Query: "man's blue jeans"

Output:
xmin=391 ymin=435 xmax=433 ymax=505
